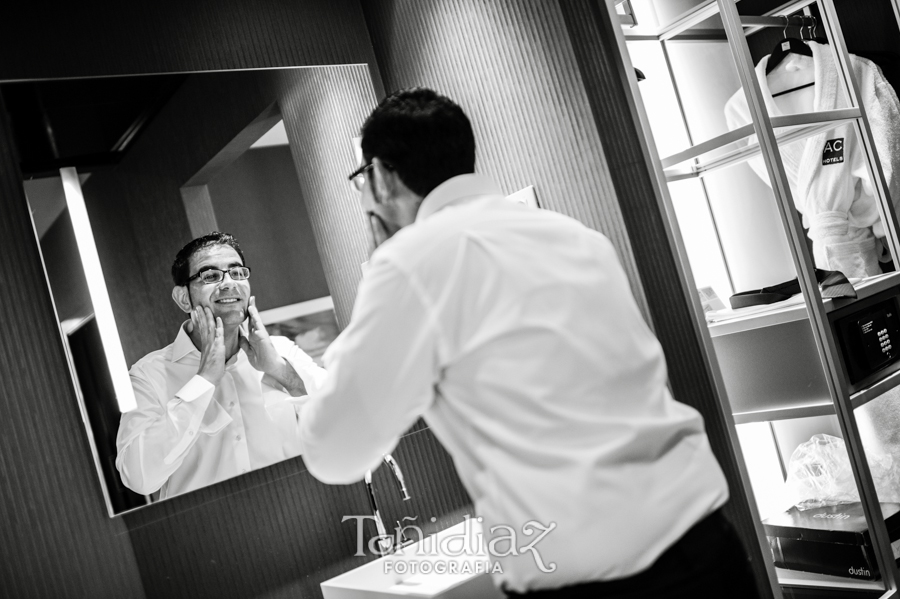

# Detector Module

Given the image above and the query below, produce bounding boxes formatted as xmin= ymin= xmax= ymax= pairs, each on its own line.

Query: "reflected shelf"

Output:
xmin=776 ymin=567 xmax=886 ymax=592
xmin=662 ymin=108 xmax=862 ymax=182
xmin=732 ymin=400 xmax=834 ymax=425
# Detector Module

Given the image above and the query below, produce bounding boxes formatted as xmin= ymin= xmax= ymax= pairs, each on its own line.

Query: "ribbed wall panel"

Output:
xmin=276 ymin=66 xmax=377 ymax=328
xmin=0 ymin=1 xmax=372 ymax=80
xmin=362 ymin=0 xmax=651 ymax=319
xmin=0 ymin=95 xmax=145 ymax=598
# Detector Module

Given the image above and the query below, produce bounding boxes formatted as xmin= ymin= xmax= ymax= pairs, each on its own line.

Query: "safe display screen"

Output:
xmin=835 ymin=297 xmax=900 ymax=385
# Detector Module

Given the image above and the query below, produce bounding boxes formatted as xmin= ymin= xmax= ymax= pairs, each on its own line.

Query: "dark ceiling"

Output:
xmin=1 ymin=74 xmax=186 ymax=179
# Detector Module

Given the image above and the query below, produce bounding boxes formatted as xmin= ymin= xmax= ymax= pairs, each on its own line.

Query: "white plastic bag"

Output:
xmin=785 ymin=433 xmax=900 ymax=510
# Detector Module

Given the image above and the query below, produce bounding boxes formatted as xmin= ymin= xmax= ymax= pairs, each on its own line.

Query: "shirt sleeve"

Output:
xmin=115 ymin=367 xmax=232 ymax=495
xmin=298 ymin=258 xmax=440 ymax=484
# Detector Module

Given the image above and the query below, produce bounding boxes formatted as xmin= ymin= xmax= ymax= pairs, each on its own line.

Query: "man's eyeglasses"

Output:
xmin=187 ymin=266 xmax=251 ymax=285
xmin=348 ymin=163 xmax=374 ymax=193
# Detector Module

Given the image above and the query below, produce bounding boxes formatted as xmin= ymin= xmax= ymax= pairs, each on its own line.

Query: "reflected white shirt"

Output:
xmin=299 ymin=174 xmax=729 ymax=592
xmin=116 ymin=324 xmax=327 ymax=499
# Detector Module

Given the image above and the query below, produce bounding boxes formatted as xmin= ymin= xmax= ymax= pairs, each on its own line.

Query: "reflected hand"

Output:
xmin=194 ymin=306 xmax=225 ymax=386
xmin=239 ymin=296 xmax=283 ymax=376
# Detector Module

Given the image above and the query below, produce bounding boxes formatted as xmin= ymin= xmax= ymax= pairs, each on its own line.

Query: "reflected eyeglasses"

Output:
xmin=348 ymin=163 xmax=374 ymax=192
xmin=187 ymin=266 xmax=251 ymax=285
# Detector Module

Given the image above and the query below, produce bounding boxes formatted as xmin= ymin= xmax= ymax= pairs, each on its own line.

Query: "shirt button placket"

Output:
xmin=227 ymin=376 xmax=251 ymax=475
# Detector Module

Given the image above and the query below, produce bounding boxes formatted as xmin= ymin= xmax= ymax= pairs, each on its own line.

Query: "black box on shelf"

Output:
xmin=763 ymin=502 xmax=900 ymax=580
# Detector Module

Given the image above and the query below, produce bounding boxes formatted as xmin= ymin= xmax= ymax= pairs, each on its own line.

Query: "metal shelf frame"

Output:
xmin=720 ymin=0 xmax=900 ymax=592
xmin=613 ymin=0 xmax=900 ymax=595
xmin=661 ymin=108 xmax=861 ymax=181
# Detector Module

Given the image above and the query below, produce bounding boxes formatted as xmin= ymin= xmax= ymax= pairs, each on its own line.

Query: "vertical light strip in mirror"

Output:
xmin=60 ymin=167 xmax=137 ymax=412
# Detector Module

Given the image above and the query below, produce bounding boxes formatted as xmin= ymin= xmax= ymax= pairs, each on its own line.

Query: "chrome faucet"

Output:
xmin=364 ymin=453 xmax=412 ymax=555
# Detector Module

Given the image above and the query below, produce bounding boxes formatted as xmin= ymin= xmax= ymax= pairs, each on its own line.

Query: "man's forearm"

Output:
xmin=271 ymin=358 xmax=308 ymax=396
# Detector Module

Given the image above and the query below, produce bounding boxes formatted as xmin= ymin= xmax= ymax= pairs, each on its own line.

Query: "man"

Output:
xmin=116 ymin=232 xmax=326 ymax=499
xmin=298 ymin=89 xmax=758 ymax=597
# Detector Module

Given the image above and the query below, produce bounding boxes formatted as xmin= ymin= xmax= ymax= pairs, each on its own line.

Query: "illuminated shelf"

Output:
xmin=776 ymin=567 xmax=885 ymax=591
xmin=662 ymin=108 xmax=862 ymax=182
xmin=707 ymin=272 xmax=900 ymax=338
xmin=852 ymin=367 xmax=900 ymax=411
xmin=707 ymin=297 xmax=812 ymax=338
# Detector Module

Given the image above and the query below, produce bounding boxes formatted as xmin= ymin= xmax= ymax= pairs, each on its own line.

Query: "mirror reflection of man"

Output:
xmin=116 ymin=232 xmax=326 ymax=499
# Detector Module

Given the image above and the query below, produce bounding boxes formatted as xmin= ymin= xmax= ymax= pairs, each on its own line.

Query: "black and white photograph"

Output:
xmin=4 ymin=2 xmax=900 ymax=599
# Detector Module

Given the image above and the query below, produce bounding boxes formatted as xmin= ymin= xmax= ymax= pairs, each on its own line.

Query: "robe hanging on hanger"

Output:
xmin=724 ymin=41 xmax=900 ymax=279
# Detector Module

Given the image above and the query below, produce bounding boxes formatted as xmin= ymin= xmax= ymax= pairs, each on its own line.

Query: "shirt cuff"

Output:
xmin=175 ymin=375 xmax=215 ymax=402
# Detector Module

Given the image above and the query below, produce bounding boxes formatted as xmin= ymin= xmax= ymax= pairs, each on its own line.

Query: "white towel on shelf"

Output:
xmin=724 ymin=41 xmax=900 ymax=279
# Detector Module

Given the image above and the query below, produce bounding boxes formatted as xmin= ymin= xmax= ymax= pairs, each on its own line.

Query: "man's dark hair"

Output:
xmin=171 ymin=231 xmax=245 ymax=286
xmin=360 ymin=87 xmax=476 ymax=198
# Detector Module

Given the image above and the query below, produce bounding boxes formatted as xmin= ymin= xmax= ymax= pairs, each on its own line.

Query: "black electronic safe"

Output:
xmin=831 ymin=290 xmax=900 ymax=393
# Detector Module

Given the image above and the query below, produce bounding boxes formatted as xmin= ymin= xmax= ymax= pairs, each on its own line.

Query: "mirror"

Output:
xmin=12 ymin=68 xmax=370 ymax=515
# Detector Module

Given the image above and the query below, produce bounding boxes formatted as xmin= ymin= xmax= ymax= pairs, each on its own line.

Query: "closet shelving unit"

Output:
xmin=613 ymin=0 xmax=900 ymax=596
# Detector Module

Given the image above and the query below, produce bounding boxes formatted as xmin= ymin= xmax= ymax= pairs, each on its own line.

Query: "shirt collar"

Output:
xmin=415 ymin=174 xmax=505 ymax=223
xmin=168 ymin=321 xmax=198 ymax=362
xmin=167 ymin=320 xmax=249 ymax=364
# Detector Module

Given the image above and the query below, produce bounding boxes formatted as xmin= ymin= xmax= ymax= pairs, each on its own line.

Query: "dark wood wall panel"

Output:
xmin=122 ymin=426 xmax=469 ymax=599
xmin=124 ymin=459 xmax=371 ymax=599
xmin=0 ymin=95 xmax=145 ymax=599
xmin=556 ymin=1 xmax=774 ymax=595
xmin=0 ymin=1 xmax=372 ymax=80
xmin=361 ymin=0 xmax=651 ymax=319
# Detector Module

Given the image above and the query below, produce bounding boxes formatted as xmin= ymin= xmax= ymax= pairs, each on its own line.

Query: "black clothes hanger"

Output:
xmin=771 ymin=80 xmax=814 ymax=98
xmin=767 ymin=15 xmax=816 ymax=98
xmin=765 ymin=15 xmax=813 ymax=75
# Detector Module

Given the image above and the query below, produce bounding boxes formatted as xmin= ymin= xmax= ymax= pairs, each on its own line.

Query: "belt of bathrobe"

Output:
xmin=729 ymin=269 xmax=853 ymax=309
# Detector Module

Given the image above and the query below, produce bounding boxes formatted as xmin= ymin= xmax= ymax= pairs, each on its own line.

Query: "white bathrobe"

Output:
xmin=724 ymin=42 xmax=900 ymax=279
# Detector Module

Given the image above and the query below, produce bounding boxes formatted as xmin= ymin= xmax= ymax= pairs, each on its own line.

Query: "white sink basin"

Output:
xmin=321 ymin=519 xmax=504 ymax=599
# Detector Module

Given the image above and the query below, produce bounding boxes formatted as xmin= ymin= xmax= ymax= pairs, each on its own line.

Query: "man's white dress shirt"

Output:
xmin=299 ymin=174 xmax=729 ymax=592
xmin=116 ymin=324 xmax=327 ymax=499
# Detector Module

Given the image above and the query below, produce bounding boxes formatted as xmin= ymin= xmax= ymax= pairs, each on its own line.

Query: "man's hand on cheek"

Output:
xmin=368 ymin=212 xmax=390 ymax=252
xmin=240 ymin=296 xmax=309 ymax=397
xmin=239 ymin=296 xmax=283 ymax=375
xmin=194 ymin=306 xmax=226 ymax=386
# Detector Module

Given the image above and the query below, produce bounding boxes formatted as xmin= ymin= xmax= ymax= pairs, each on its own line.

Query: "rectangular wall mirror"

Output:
xmin=12 ymin=67 xmax=373 ymax=515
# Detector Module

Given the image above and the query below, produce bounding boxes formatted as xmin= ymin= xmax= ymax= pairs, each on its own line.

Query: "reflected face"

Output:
xmin=186 ymin=245 xmax=250 ymax=326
